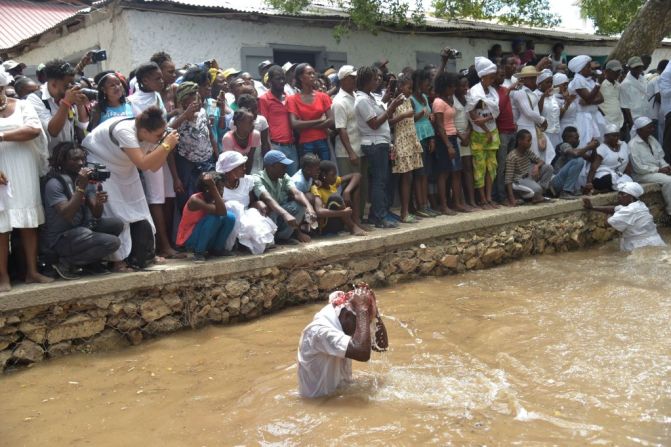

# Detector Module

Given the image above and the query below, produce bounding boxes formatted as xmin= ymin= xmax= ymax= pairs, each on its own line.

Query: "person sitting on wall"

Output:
xmin=297 ymin=283 xmax=388 ymax=398
xmin=505 ymin=129 xmax=554 ymax=206
xmin=252 ymin=150 xmax=316 ymax=244
xmin=42 ymin=142 xmax=123 ymax=279
xmin=583 ymin=182 xmax=666 ymax=252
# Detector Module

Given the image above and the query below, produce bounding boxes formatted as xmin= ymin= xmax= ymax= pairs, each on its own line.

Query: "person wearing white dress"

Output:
xmin=568 ymin=55 xmax=606 ymax=147
xmin=536 ymin=69 xmax=561 ymax=150
xmin=586 ymin=124 xmax=632 ymax=193
xmin=553 ymin=73 xmax=578 ymax=135
xmin=583 ymin=181 xmax=665 ymax=252
xmin=216 ymin=151 xmax=276 ymax=254
xmin=0 ymin=67 xmax=53 ymax=290
xmin=82 ymin=107 xmax=180 ymax=271
xmin=510 ymin=66 xmax=554 ymax=164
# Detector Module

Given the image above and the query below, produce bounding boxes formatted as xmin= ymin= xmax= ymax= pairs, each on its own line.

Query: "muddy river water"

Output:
xmin=1 ymin=241 xmax=670 ymax=446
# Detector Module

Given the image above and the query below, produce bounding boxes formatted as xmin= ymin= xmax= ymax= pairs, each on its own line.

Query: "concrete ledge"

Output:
xmin=0 ymin=183 xmax=661 ymax=313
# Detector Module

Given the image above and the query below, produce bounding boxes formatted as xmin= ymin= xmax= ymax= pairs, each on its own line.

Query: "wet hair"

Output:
xmin=319 ymin=160 xmax=338 ymax=177
xmin=134 ymin=62 xmax=161 ymax=92
xmin=412 ymin=68 xmax=431 ymax=93
xmin=49 ymin=142 xmax=82 ymax=172
xmin=196 ymin=171 xmax=223 ymax=199
xmin=433 ymin=71 xmax=458 ymax=96
xmin=266 ymin=65 xmax=284 ymax=81
xmin=94 ymin=71 xmax=126 ymax=113
xmin=232 ymin=107 xmax=254 ymax=126
xmin=356 ymin=66 xmax=377 ymax=91
xmin=135 ymin=106 xmax=166 ymax=132
xmin=562 ymin=126 xmax=578 ymax=140
xmin=236 ymin=94 xmax=257 ymax=111
xmin=43 ymin=59 xmax=76 ymax=81
xmin=301 ymin=153 xmax=320 ymax=168
xmin=515 ymin=129 xmax=532 ymax=146
xmin=182 ymin=67 xmax=209 ymax=87
xmin=150 ymin=51 xmax=172 ymax=68
xmin=294 ymin=63 xmax=310 ymax=90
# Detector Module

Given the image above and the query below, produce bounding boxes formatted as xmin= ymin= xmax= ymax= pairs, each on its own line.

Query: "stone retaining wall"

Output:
xmin=0 ymin=189 xmax=665 ymax=371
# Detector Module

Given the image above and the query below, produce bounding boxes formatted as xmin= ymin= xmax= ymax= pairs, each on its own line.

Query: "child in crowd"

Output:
xmin=505 ymin=130 xmax=554 ymax=206
xmin=310 ymin=161 xmax=367 ymax=236
xmin=176 ymin=172 xmax=237 ymax=262
xmin=390 ymin=74 xmax=424 ymax=223
xmin=291 ymin=153 xmax=321 ymax=195
xmin=583 ymin=182 xmax=666 ymax=252
xmin=222 ymin=108 xmax=261 ymax=174
xmin=236 ymin=94 xmax=271 ymax=173
xmin=432 ymin=71 xmax=468 ymax=213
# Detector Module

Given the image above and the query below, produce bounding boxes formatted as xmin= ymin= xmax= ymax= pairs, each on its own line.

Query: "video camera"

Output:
xmin=441 ymin=48 xmax=462 ymax=59
xmin=86 ymin=162 xmax=111 ymax=182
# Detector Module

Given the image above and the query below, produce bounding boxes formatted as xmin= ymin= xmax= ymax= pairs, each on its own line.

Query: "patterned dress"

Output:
xmin=392 ymin=99 xmax=424 ymax=174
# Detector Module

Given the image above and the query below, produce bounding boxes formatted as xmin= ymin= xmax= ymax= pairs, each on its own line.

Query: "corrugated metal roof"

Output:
xmin=0 ymin=0 xmax=88 ymax=51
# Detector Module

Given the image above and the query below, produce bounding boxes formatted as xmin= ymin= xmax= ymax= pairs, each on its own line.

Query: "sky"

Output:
xmin=548 ymin=0 xmax=595 ymax=33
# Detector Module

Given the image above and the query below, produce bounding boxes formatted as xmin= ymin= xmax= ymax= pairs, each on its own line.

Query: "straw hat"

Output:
xmin=516 ymin=66 xmax=540 ymax=78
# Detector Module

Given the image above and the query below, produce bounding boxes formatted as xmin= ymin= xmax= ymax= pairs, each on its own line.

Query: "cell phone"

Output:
xmin=90 ymin=50 xmax=107 ymax=63
xmin=389 ymin=79 xmax=398 ymax=95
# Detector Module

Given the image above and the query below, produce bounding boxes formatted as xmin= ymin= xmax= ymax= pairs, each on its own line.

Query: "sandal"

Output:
xmin=400 ymin=214 xmax=417 ymax=224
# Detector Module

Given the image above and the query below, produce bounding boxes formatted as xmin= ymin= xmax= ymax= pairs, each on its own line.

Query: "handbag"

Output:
xmin=526 ymin=92 xmax=547 ymax=152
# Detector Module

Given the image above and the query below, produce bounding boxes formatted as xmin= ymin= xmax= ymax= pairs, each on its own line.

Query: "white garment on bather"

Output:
xmin=608 ymin=201 xmax=666 ymax=251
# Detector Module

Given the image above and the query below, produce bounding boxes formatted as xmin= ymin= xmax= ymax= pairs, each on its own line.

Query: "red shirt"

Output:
xmin=258 ymin=91 xmax=293 ymax=145
xmin=496 ymin=86 xmax=516 ymax=134
xmin=286 ymin=91 xmax=332 ymax=144
xmin=176 ymin=192 xmax=206 ymax=246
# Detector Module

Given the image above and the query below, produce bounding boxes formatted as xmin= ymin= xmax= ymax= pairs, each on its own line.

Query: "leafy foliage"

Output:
xmin=578 ymin=0 xmax=645 ymax=35
xmin=432 ymin=0 xmax=560 ymax=28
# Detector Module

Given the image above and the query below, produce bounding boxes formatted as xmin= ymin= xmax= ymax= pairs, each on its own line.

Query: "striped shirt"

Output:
xmin=505 ymin=149 xmax=543 ymax=185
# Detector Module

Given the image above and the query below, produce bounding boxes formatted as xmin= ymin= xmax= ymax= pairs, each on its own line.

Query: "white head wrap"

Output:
xmin=536 ymin=69 xmax=553 ymax=85
xmin=634 ymin=116 xmax=653 ymax=130
xmin=215 ymin=150 xmax=248 ymax=174
xmin=568 ymin=55 xmax=591 ymax=74
xmin=604 ymin=123 xmax=620 ymax=134
xmin=617 ymin=181 xmax=644 ymax=199
xmin=0 ymin=67 xmax=13 ymax=87
xmin=552 ymin=73 xmax=568 ymax=87
xmin=475 ymin=57 xmax=497 ymax=78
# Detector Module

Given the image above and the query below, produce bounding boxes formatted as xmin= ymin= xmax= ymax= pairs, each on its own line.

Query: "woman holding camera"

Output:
xmin=82 ymin=106 xmax=179 ymax=271
xmin=0 ymin=67 xmax=53 ymax=291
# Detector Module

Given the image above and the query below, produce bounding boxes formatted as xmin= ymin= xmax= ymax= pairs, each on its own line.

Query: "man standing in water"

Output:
xmin=297 ymin=283 xmax=388 ymax=398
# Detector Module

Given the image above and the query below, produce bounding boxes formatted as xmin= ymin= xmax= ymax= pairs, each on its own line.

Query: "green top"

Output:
xmin=253 ymin=170 xmax=295 ymax=204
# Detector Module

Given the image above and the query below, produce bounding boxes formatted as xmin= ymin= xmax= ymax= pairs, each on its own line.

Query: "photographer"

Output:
xmin=27 ymin=59 xmax=90 ymax=153
xmin=42 ymin=143 xmax=122 ymax=279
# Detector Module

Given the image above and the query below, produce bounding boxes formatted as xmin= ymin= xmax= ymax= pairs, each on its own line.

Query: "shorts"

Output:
xmin=143 ymin=161 xmax=175 ymax=205
xmin=434 ymin=136 xmax=463 ymax=173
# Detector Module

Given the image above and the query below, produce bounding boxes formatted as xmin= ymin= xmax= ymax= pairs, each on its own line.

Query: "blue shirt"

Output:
xmin=100 ymin=103 xmax=134 ymax=124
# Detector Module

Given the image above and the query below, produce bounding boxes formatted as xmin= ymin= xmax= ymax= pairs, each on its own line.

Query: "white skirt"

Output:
xmin=0 ymin=140 xmax=45 ymax=232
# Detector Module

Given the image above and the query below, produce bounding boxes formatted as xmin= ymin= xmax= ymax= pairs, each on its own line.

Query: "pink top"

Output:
xmin=176 ymin=192 xmax=206 ymax=246
xmin=222 ymin=130 xmax=261 ymax=156
xmin=432 ymin=98 xmax=458 ymax=136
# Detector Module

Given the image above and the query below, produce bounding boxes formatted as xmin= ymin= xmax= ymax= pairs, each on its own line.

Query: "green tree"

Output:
xmin=579 ymin=0 xmax=645 ymax=35
xmin=432 ymin=0 xmax=560 ymax=28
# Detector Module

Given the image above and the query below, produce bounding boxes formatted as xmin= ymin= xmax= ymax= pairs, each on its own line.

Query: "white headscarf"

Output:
xmin=552 ymin=73 xmax=569 ymax=87
xmin=536 ymin=69 xmax=553 ymax=85
xmin=568 ymin=55 xmax=591 ymax=74
xmin=604 ymin=123 xmax=620 ymax=134
xmin=475 ymin=57 xmax=497 ymax=78
xmin=634 ymin=116 xmax=653 ymax=130
xmin=0 ymin=67 xmax=13 ymax=87
xmin=618 ymin=181 xmax=644 ymax=199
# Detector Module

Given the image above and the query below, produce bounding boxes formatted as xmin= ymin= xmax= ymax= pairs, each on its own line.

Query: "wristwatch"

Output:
xmin=161 ymin=142 xmax=171 ymax=152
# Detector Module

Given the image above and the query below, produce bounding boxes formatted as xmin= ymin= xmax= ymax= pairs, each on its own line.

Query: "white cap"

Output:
xmin=337 ymin=65 xmax=357 ymax=80
xmin=216 ymin=151 xmax=248 ymax=174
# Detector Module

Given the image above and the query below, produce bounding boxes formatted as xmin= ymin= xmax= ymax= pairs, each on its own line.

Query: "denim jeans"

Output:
xmin=550 ymin=158 xmax=585 ymax=194
xmin=492 ymin=132 xmax=516 ymax=202
xmin=271 ymin=143 xmax=299 ymax=176
xmin=361 ymin=142 xmax=391 ymax=223
xmin=185 ymin=213 xmax=236 ymax=254
xmin=302 ymin=139 xmax=331 ymax=161
xmin=269 ymin=200 xmax=305 ymax=241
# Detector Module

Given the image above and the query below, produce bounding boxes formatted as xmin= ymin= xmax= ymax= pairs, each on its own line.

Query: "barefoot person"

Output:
xmin=298 ymin=283 xmax=388 ymax=398
xmin=583 ymin=182 xmax=666 ymax=251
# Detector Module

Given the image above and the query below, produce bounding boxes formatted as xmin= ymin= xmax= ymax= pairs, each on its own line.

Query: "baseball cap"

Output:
xmin=222 ymin=68 xmax=241 ymax=78
xmin=263 ymin=150 xmax=293 ymax=166
xmin=258 ymin=60 xmax=273 ymax=71
xmin=2 ymin=60 xmax=25 ymax=72
xmin=605 ymin=59 xmax=622 ymax=72
xmin=627 ymin=56 xmax=644 ymax=68
xmin=337 ymin=65 xmax=357 ymax=80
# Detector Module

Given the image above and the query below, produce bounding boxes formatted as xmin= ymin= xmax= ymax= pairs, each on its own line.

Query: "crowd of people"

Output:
xmin=1 ymin=38 xmax=670 ymax=291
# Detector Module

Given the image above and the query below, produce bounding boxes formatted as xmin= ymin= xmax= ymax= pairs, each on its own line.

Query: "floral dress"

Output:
xmin=392 ymin=98 xmax=424 ymax=174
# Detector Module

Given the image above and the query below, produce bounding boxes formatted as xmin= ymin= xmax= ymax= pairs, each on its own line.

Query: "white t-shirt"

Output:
xmin=608 ymin=201 xmax=666 ymax=251
xmin=332 ymin=89 xmax=362 ymax=158
xmin=297 ymin=304 xmax=352 ymax=398
xmin=620 ymin=72 xmax=649 ymax=121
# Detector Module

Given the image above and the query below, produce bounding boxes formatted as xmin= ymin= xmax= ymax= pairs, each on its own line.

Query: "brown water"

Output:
xmin=1 ymin=241 xmax=671 ymax=446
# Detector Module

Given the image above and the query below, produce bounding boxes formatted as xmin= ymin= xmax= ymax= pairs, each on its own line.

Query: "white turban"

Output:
xmin=0 ymin=67 xmax=13 ymax=87
xmin=215 ymin=150 xmax=247 ymax=174
xmin=536 ymin=69 xmax=553 ymax=85
xmin=617 ymin=181 xmax=644 ymax=199
xmin=568 ymin=55 xmax=591 ymax=74
xmin=634 ymin=116 xmax=653 ymax=130
xmin=552 ymin=73 xmax=568 ymax=87
xmin=604 ymin=123 xmax=620 ymax=134
xmin=475 ymin=57 xmax=497 ymax=78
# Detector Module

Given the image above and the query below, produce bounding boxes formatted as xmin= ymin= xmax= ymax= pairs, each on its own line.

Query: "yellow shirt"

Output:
xmin=310 ymin=176 xmax=342 ymax=206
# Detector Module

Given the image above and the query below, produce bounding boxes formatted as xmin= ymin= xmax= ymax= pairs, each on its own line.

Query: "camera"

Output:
xmin=80 ymin=88 xmax=98 ymax=101
xmin=90 ymin=50 xmax=107 ymax=63
xmin=87 ymin=162 xmax=111 ymax=182
xmin=441 ymin=48 xmax=462 ymax=59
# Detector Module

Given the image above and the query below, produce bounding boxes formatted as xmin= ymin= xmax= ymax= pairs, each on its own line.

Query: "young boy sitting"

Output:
xmin=310 ymin=161 xmax=367 ymax=236
xmin=291 ymin=153 xmax=321 ymax=195
xmin=549 ymin=126 xmax=599 ymax=198
xmin=505 ymin=129 xmax=555 ymax=206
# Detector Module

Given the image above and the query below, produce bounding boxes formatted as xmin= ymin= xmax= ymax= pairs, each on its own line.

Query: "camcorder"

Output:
xmin=86 ymin=162 xmax=111 ymax=182
xmin=441 ymin=48 xmax=462 ymax=59
xmin=90 ymin=50 xmax=107 ymax=63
